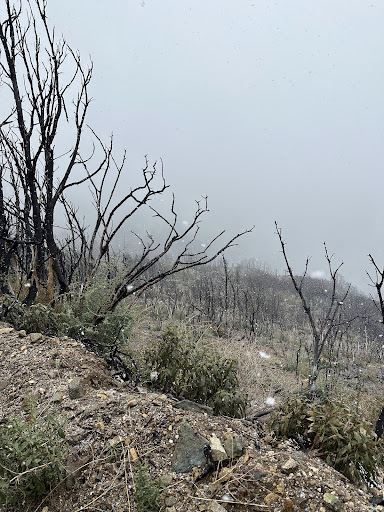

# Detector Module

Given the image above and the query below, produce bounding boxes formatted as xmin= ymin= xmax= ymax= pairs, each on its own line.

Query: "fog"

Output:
xmin=48 ymin=1 xmax=384 ymax=291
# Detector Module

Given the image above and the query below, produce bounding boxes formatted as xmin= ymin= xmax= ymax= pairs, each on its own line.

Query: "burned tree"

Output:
xmin=367 ymin=255 xmax=384 ymax=438
xmin=0 ymin=0 xmax=252 ymax=317
xmin=275 ymin=222 xmax=352 ymax=389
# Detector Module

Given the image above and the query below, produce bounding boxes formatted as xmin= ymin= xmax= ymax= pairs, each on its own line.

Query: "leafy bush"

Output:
xmin=134 ymin=463 xmax=161 ymax=512
xmin=145 ymin=325 xmax=248 ymax=417
xmin=0 ymin=296 xmax=61 ymax=335
xmin=271 ymin=392 xmax=383 ymax=483
xmin=0 ymin=403 xmax=67 ymax=506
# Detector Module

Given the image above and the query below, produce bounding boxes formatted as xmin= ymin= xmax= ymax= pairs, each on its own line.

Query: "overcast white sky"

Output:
xmin=47 ymin=1 xmax=384 ymax=291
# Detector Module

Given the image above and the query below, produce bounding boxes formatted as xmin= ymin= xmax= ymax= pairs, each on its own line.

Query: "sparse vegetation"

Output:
xmin=145 ymin=325 xmax=248 ymax=417
xmin=133 ymin=463 xmax=161 ymax=512
xmin=0 ymin=401 xmax=67 ymax=506
xmin=271 ymin=392 xmax=383 ymax=484
xmin=2 ymin=0 xmax=384 ymax=509
xmin=0 ymin=265 xmax=134 ymax=347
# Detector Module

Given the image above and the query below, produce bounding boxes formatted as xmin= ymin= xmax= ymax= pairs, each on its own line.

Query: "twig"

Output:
xmin=188 ymin=495 xmax=270 ymax=508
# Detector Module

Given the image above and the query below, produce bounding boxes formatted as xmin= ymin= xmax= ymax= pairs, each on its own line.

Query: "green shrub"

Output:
xmin=271 ymin=392 xmax=383 ymax=484
xmin=134 ymin=463 xmax=161 ymax=512
xmin=0 ymin=260 xmax=134 ymax=348
xmin=0 ymin=294 xmax=26 ymax=328
xmin=0 ymin=403 xmax=67 ymax=506
xmin=145 ymin=325 xmax=248 ymax=417
xmin=0 ymin=296 xmax=62 ymax=335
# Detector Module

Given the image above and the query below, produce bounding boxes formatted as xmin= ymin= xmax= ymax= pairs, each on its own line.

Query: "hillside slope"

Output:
xmin=0 ymin=324 xmax=382 ymax=512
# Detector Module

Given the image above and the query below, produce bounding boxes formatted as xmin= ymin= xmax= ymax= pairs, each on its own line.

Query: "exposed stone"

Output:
xmin=164 ymin=495 xmax=178 ymax=507
xmin=223 ymin=434 xmax=243 ymax=458
xmin=252 ymin=469 xmax=265 ymax=480
xmin=65 ymin=453 xmax=92 ymax=490
xmin=209 ymin=434 xmax=227 ymax=462
xmin=30 ymin=332 xmax=43 ymax=343
xmin=282 ymin=498 xmax=295 ymax=512
xmin=265 ymin=492 xmax=280 ymax=505
xmin=0 ymin=379 xmax=9 ymax=391
xmin=323 ymin=492 xmax=341 ymax=511
xmin=129 ymin=447 xmax=138 ymax=462
xmin=172 ymin=420 xmax=209 ymax=473
xmin=158 ymin=474 xmax=173 ymax=487
xmin=68 ymin=377 xmax=85 ymax=399
xmin=173 ymin=399 xmax=213 ymax=415
xmin=0 ymin=327 xmax=13 ymax=334
xmin=281 ymin=457 xmax=299 ymax=474
xmin=52 ymin=391 xmax=64 ymax=403
xmin=18 ymin=330 xmax=27 ymax=337
xmin=208 ymin=502 xmax=227 ymax=512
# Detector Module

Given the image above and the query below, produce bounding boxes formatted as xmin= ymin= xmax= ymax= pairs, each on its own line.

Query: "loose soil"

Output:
xmin=0 ymin=324 xmax=383 ymax=512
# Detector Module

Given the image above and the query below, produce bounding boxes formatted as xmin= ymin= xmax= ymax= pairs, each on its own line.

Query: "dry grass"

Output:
xmin=127 ymin=306 xmax=384 ymax=423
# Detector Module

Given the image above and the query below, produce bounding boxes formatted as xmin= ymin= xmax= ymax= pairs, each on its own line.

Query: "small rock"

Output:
xmin=30 ymin=332 xmax=43 ymax=343
xmin=68 ymin=377 xmax=85 ymax=399
xmin=223 ymin=434 xmax=243 ymax=458
xmin=208 ymin=502 xmax=227 ymax=512
xmin=18 ymin=330 xmax=27 ymax=337
xmin=0 ymin=379 xmax=9 ymax=391
xmin=127 ymin=399 xmax=138 ymax=407
xmin=52 ymin=391 xmax=64 ymax=404
xmin=164 ymin=496 xmax=178 ymax=507
xmin=218 ymin=467 xmax=232 ymax=483
xmin=209 ymin=434 xmax=227 ymax=462
xmin=282 ymin=498 xmax=294 ymax=512
xmin=276 ymin=480 xmax=285 ymax=495
xmin=323 ymin=493 xmax=341 ymax=511
xmin=0 ymin=327 xmax=14 ymax=334
xmin=129 ymin=447 xmax=138 ymax=462
xmin=265 ymin=492 xmax=280 ymax=505
xmin=252 ymin=469 xmax=265 ymax=480
xmin=173 ymin=399 xmax=213 ymax=415
xmin=158 ymin=474 xmax=173 ymax=487
xmin=281 ymin=457 xmax=299 ymax=474
xmin=172 ymin=420 xmax=209 ymax=473
xmin=95 ymin=420 xmax=105 ymax=431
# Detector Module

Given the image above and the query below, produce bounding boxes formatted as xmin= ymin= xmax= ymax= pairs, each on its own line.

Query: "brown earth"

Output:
xmin=0 ymin=323 xmax=383 ymax=512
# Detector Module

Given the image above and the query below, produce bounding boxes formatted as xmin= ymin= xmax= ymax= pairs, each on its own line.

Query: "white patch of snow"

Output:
xmin=259 ymin=351 xmax=270 ymax=359
xmin=266 ymin=397 xmax=276 ymax=406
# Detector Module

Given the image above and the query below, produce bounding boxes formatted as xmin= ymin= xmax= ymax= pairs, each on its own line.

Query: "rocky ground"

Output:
xmin=1 ymin=323 xmax=384 ymax=512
